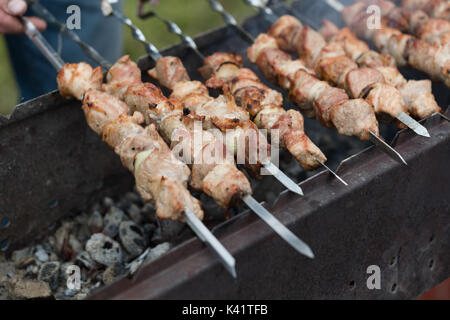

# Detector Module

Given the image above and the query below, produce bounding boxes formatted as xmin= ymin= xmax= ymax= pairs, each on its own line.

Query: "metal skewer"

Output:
xmin=207 ymin=0 xmax=354 ymax=181
xmin=140 ymin=0 xmax=346 ymax=188
xmin=20 ymin=15 xmax=237 ymax=278
xmin=238 ymin=0 xmax=408 ymax=166
xmin=105 ymin=3 xmax=314 ymax=258
xmin=125 ymin=2 xmax=306 ymax=195
xmin=303 ymin=0 xmax=430 ymax=138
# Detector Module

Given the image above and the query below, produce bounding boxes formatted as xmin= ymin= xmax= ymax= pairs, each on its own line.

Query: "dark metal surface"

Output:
xmin=90 ymin=110 xmax=450 ymax=299
xmin=0 ymin=93 xmax=133 ymax=251
xmin=0 ymin=0 xmax=448 ymax=299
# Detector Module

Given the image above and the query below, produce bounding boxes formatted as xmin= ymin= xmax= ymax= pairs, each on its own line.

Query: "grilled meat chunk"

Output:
xmin=57 ymin=62 xmax=103 ymax=100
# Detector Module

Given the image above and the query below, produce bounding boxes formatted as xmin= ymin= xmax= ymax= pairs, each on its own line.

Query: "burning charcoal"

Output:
xmin=74 ymin=212 xmax=89 ymax=225
xmin=102 ymin=196 xmax=114 ymax=209
xmin=102 ymin=262 xmax=127 ymax=284
xmin=148 ymin=242 xmax=171 ymax=262
xmin=143 ymin=224 xmax=156 ymax=240
xmin=76 ymin=224 xmax=92 ymax=243
xmin=119 ymin=221 xmax=147 ymax=258
xmin=103 ymin=207 xmax=125 ymax=238
xmin=116 ymin=198 xmax=132 ymax=211
xmin=38 ymin=262 xmax=60 ymax=291
xmin=87 ymin=210 xmax=103 ymax=233
xmin=0 ymin=262 xmax=15 ymax=278
xmin=0 ymin=281 xmax=11 ymax=300
xmin=12 ymin=279 xmax=52 ymax=299
xmin=150 ymin=228 xmax=163 ymax=245
xmin=159 ymin=220 xmax=186 ymax=241
xmin=11 ymin=247 xmax=33 ymax=267
xmin=127 ymin=204 xmax=143 ymax=225
xmin=54 ymin=222 xmax=74 ymax=254
xmin=68 ymin=235 xmax=83 ymax=254
xmin=34 ymin=245 xmax=49 ymax=263
xmin=125 ymin=191 xmax=142 ymax=205
xmin=75 ymin=251 xmax=96 ymax=271
xmin=141 ymin=203 xmax=157 ymax=223
xmin=85 ymin=234 xmax=122 ymax=266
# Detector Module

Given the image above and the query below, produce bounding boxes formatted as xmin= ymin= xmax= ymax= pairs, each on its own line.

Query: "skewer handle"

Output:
xmin=137 ymin=8 xmax=204 ymax=60
xmin=21 ymin=16 xmax=65 ymax=71
xmin=30 ymin=0 xmax=112 ymax=71
xmin=207 ymin=0 xmax=238 ymax=25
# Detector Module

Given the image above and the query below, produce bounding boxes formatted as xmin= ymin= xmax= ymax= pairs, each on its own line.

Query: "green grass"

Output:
xmin=0 ymin=0 xmax=254 ymax=115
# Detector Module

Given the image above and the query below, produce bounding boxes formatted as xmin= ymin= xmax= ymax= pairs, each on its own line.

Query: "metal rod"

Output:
xmin=242 ymin=195 xmax=314 ymax=259
xmin=133 ymin=9 xmax=305 ymax=195
xmin=263 ymin=161 xmax=304 ymax=195
xmin=397 ymin=111 xmax=431 ymax=138
xmin=140 ymin=10 xmax=205 ymax=60
xmin=29 ymin=0 xmax=111 ymax=71
xmin=369 ymin=131 xmax=407 ymax=165
xmin=184 ymin=207 xmax=237 ymax=278
xmin=23 ymin=19 xmax=236 ymax=278
xmin=208 ymin=0 xmax=349 ymax=184
xmin=21 ymin=17 xmax=64 ymax=71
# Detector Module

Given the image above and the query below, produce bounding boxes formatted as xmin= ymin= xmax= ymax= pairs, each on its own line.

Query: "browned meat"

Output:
xmin=345 ymin=68 xmax=386 ymax=98
xmin=57 ymin=62 xmax=103 ymax=100
xmin=398 ymin=80 xmax=442 ymax=118
xmin=267 ymin=15 xmax=303 ymax=52
xmin=82 ymin=89 xmax=129 ymax=135
xmin=247 ymin=33 xmax=279 ymax=63
xmin=330 ymin=99 xmax=379 ymax=140
xmin=148 ymin=56 xmax=190 ymax=90
xmin=103 ymin=55 xmax=142 ymax=99
xmin=198 ymin=52 xmax=243 ymax=80
xmin=402 ymin=0 xmax=450 ymax=20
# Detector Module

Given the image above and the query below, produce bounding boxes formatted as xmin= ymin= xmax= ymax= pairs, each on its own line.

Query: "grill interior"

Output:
xmin=0 ymin=0 xmax=448 ymax=300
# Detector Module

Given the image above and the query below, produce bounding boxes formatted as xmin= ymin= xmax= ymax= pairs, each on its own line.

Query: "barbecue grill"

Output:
xmin=0 ymin=0 xmax=448 ymax=299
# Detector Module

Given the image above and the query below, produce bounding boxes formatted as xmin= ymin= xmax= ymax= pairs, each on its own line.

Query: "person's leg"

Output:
xmin=5 ymin=0 xmax=123 ymax=102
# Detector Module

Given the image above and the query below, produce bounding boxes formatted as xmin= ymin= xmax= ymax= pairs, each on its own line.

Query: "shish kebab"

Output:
xmin=20 ymin=13 xmax=239 ymax=277
xmin=349 ymin=0 xmax=450 ymax=46
xmin=266 ymin=14 xmax=442 ymax=121
xmin=100 ymin=0 xmax=309 ymax=194
xmin=243 ymin=1 xmax=431 ymax=138
xmin=47 ymin=1 xmax=316 ymax=259
xmin=318 ymin=19 xmax=442 ymax=120
xmin=103 ymin=56 xmax=316 ymax=259
xmin=206 ymin=0 xmax=407 ymax=165
xmin=131 ymin=6 xmax=348 ymax=187
xmin=136 ymin=0 xmax=368 ymax=185
xmin=324 ymin=0 xmax=450 ymax=88
xmin=400 ymin=0 xmax=450 ymax=21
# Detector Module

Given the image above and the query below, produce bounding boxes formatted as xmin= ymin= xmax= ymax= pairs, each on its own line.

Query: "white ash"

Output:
xmin=0 ymin=190 xmax=175 ymax=300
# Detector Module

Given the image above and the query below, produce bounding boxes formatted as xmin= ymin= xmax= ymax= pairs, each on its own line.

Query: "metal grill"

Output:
xmin=0 ymin=0 xmax=448 ymax=299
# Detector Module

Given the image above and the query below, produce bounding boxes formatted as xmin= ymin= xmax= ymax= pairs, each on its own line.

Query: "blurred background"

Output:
xmin=0 ymin=0 xmax=256 ymax=115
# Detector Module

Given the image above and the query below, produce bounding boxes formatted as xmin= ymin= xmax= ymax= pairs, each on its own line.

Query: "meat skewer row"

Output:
xmin=142 ymin=5 xmax=351 ymax=185
xmin=327 ymin=0 xmax=450 ymax=87
xmin=148 ymin=55 xmax=332 ymax=185
xmin=121 ymin=4 xmax=313 ymax=194
xmin=97 ymin=5 xmax=316 ymax=257
xmin=56 ymin=60 xmax=243 ymax=276
xmin=207 ymin=0 xmax=407 ymax=165
xmin=401 ymin=0 xmax=450 ymax=21
xmin=263 ymin=14 xmax=430 ymax=137
xmin=99 ymin=54 xmax=315 ymax=258
xmin=318 ymin=19 xmax=442 ymax=119
xmin=103 ymin=55 xmax=253 ymax=211
xmin=353 ymin=0 xmax=450 ymax=46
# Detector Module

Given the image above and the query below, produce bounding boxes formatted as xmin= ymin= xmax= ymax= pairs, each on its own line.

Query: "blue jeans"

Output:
xmin=5 ymin=0 xmax=123 ymax=102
